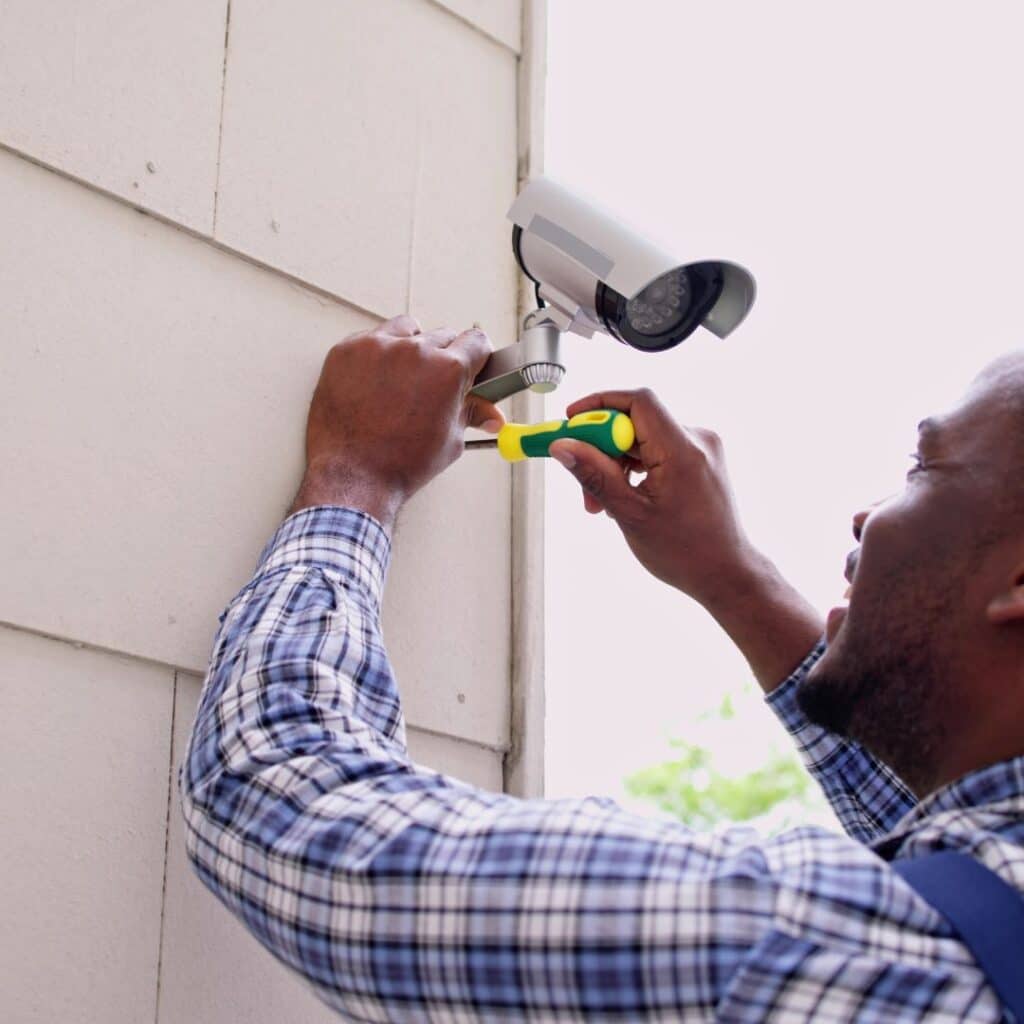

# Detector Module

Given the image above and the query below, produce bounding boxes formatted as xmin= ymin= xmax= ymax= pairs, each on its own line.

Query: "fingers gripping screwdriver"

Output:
xmin=465 ymin=410 xmax=635 ymax=462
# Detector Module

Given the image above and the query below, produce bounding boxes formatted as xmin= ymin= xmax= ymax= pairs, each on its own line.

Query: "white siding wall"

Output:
xmin=0 ymin=1 xmax=541 ymax=1019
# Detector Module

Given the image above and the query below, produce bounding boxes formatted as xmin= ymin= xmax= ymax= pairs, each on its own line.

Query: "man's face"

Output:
xmin=797 ymin=355 xmax=1024 ymax=794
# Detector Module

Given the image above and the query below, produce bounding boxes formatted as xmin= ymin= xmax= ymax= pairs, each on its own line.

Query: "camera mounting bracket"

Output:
xmin=469 ymin=308 xmax=566 ymax=403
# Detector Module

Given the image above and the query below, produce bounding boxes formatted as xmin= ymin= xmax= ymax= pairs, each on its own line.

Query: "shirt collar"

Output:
xmin=876 ymin=753 xmax=1024 ymax=855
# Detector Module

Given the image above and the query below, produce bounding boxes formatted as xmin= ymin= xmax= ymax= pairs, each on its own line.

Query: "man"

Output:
xmin=180 ymin=314 xmax=1024 ymax=1020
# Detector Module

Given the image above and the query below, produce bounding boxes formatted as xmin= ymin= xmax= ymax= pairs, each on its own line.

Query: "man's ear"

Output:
xmin=986 ymin=566 xmax=1024 ymax=624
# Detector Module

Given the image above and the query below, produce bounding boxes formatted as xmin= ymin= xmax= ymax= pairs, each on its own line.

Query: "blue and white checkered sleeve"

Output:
xmin=177 ymin=506 xmax=789 ymax=1020
xmin=766 ymin=640 xmax=917 ymax=842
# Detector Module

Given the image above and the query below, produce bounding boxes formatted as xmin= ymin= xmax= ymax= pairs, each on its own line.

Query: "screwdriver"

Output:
xmin=465 ymin=410 xmax=635 ymax=462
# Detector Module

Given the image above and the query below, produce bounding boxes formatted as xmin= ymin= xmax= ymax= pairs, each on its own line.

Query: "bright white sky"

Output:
xmin=542 ymin=0 xmax=1024 ymax=811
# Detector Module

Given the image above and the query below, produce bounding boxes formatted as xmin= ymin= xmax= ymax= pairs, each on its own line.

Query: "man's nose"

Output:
xmin=852 ymin=500 xmax=887 ymax=542
xmin=852 ymin=508 xmax=870 ymax=541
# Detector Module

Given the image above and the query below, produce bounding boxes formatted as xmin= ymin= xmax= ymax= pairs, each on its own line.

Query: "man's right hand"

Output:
xmin=549 ymin=388 xmax=824 ymax=691
xmin=548 ymin=388 xmax=756 ymax=608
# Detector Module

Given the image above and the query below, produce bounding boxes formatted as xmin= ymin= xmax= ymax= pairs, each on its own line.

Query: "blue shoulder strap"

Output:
xmin=893 ymin=851 xmax=1024 ymax=1021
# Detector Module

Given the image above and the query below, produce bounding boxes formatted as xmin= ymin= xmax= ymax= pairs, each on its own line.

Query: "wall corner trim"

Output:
xmin=504 ymin=0 xmax=547 ymax=799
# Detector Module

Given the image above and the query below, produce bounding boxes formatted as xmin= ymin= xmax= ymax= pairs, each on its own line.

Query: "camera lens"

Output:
xmin=595 ymin=262 xmax=725 ymax=352
xmin=624 ymin=268 xmax=691 ymax=336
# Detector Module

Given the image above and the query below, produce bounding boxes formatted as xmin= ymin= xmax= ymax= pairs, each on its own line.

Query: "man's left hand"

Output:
xmin=290 ymin=314 xmax=504 ymax=528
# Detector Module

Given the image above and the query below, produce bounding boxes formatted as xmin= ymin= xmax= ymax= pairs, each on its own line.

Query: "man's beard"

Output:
xmin=796 ymin=587 xmax=957 ymax=796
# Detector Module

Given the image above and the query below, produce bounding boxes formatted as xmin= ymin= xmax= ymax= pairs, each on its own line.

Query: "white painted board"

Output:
xmin=0 ymin=148 xmax=511 ymax=746
xmin=0 ymin=626 xmax=172 ymax=1024
xmin=387 ymin=468 xmax=511 ymax=750
xmin=406 ymin=725 xmax=505 ymax=792
xmin=0 ymin=0 xmax=227 ymax=232
xmin=215 ymin=0 xmax=519 ymax=339
xmin=406 ymin=4 xmax=519 ymax=344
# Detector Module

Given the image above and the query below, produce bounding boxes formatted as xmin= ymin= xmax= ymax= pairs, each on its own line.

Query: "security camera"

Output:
xmin=470 ymin=176 xmax=756 ymax=403
xmin=511 ymin=177 xmax=756 ymax=350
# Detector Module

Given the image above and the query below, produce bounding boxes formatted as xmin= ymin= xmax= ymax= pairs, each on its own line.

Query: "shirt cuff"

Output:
xmin=764 ymin=637 xmax=828 ymax=731
xmin=253 ymin=505 xmax=392 ymax=605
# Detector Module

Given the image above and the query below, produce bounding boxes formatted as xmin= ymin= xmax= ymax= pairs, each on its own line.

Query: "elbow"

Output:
xmin=177 ymin=759 xmax=209 ymax=873
xmin=176 ymin=742 xmax=232 ymax=882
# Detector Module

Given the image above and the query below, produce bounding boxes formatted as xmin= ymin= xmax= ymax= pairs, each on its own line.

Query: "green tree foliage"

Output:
xmin=625 ymin=741 xmax=811 ymax=828
xmin=624 ymin=694 xmax=819 ymax=831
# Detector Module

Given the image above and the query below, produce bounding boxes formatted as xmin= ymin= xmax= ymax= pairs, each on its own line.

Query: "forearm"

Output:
xmin=179 ymin=507 xmax=411 ymax=861
xmin=700 ymin=546 xmax=824 ymax=693
xmin=178 ymin=507 xmax=416 ymax=1012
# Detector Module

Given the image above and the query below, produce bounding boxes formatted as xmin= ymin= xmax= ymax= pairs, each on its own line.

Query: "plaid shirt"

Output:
xmin=180 ymin=506 xmax=1024 ymax=1022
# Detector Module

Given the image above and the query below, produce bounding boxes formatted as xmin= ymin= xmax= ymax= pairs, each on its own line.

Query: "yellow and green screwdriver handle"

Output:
xmin=465 ymin=409 xmax=635 ymax=462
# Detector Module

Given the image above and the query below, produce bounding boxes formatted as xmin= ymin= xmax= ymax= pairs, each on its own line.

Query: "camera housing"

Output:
xmin=469 ymin=177 xmax=757 ymax=402
xmin=508 ymin=176 xmax=755 ymax=351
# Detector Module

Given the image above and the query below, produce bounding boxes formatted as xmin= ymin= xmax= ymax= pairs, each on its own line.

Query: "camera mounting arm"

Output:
xmin=469 ymin=308 xmax=566 ymax=403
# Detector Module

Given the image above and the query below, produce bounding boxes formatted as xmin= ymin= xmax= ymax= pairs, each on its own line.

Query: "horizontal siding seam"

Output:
xmin=422 ymin=0 xmax=521 ymax=54
xmin=410 ymin=722 xmax=511 ymax=755
xmin=0 ymin=619 xmax=513 ymax=753
xmin=0 ymin=139 xmax=383 ymax=323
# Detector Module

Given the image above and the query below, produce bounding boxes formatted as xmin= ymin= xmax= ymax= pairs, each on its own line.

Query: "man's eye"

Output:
xmin=906 ymin=453 xmax=925 ymax=477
